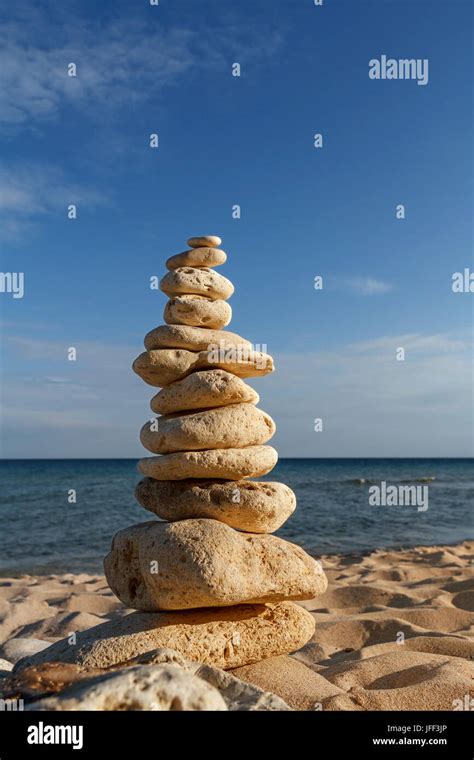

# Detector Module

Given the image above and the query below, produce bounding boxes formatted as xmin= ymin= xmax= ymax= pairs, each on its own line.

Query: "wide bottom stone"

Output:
xmin=14 ymin=602 xmax=316 ymax=672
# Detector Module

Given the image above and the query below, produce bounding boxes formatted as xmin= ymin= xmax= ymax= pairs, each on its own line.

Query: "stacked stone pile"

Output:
xmin=104 ymin=235 xmax=328 ymax=668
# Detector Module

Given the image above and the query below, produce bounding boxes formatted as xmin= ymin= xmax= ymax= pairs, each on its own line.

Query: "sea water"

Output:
xmin=0 ymin=458 xmax=472 ymax=574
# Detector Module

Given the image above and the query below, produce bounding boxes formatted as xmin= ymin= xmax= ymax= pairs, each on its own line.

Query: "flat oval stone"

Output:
xmin=14 ymin=603 xmax=316 ymax=672
xmin=164 ymin=296 xmax=232 ymax=330
xmin=166 ymin=248 xmax=227 ymax=270
xmin=135 ymin=479 xmax=296 ymax=533
xmin=132 ymin=349 xmax=200 ymax=387
xmin=140 ymin=404 xmax=276 ymax=455
xmin=133 ymin=349 xmax=274 ymax=387
xmin=151 ymin=370 xmax=259 ymax=414
xmin=160 ymin=268 xmax=234 ymax=301
xmin=144 ymin=324 xmax=251 ymax=352
xmin=138 ymin=445 xmax=278 ymax=480
xmin=104 ymin=519 xmax=327 ymax=610
xmin=187 ymin=235 xmax=222 ymax=248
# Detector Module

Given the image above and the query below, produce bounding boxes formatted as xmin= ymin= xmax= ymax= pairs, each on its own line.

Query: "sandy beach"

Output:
xmin=1 ymin=540 xmax=472 ymax=710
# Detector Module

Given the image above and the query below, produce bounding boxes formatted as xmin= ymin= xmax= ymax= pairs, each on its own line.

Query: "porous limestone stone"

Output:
xmin=104 ymin=518 xmax=327 ymax=610
xmin=137 ymin=444 xmax=278 ymax=480
xmin=164 ymin=295 xmax=232 ymax=330
xmin=135 ymin=478 xmax=296 ymax=533
xmin=27 ymin=664 xmax=228 ymax=711
xmin=16 ymin=650 xmax=291 ymax=711
xmin=132 ymin=349 xmax=274 ymax=387
xmin=144 ymin=324 xmax=251 ymax=352
xmin=140 ymin=404 xmax=275 ymax=455
xmin=15 ymin=603 xmax=316 ymax=671
xmin=166 ymin=248 xmax=227 ymax=270
xmin=160 ymin=267 xmax=234 ymax=301
xmin=187 ymin=235 xmax=222 ymax=248
xmin=0 ymin=658 xmax=13 ymax=672
xmin=150 ymin=370 xmax=259 ymax=414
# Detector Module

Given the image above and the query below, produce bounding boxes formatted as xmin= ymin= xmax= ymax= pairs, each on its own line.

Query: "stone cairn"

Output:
xmin=104 ymin=235 xmax=328 ymax=669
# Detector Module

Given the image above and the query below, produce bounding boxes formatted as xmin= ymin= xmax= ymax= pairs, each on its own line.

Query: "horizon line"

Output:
xmin=1 ymin=457 xmax=473 ymax=462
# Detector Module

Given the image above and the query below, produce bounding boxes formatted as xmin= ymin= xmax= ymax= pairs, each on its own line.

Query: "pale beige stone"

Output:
xmin=132 ymin=349 xmax=274 ymax=387
xmin=144 ymin=324 xmax=251 ymax=352
xmin=140 ymin=404 xmax=275 ymax=455
xmin=164 ymin=295 xmax=232 ymax=329
xmin=27 ymin=664 xmax=228 ymax=711
xmin=138 ymin=445 xmax=278 ymax=480
xmin=187 ymin=235 xmax=222 ymax=248
xmin=151 ymin=370 xmax=259 ymax=414
xmin=132 ymin=349 xmax=196 ymax=387
xmin=160 ymin=267 xmax=234 ymax=301
xmin=166 ymin=248 xmax=227 ymax=270
xmin=22 ymin=652 xmax=291 ymax=711
xmin=118 ymin=649 xmax=291 ymax=710
xmin=135 ymin=478 xmax=296 ymax=533
xmin=15 ymin=603 xmax=316 ymax=671
xmin=104 ymin=519 xmax=327 ymax=610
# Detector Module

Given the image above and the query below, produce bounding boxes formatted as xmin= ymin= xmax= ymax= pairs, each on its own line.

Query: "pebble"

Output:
xmin=187 ymin=235 xmax=222 ymax=248
xmin=159 ymin=267 xmax=234 ymax=301
xmin=164 ymin=296 xmax=232 ymax=330
xmin=137 ymin=445 xmax=278 ymax=481
xmin=150 ymin=369 xmax=259 ymax=414
xmin=166 ymin=247 xmax=227 ymax=270
xmin=144 ymin=324 xmax=251 ymax=352
xmin=135 ymin=478 xmax=296 ymax=533
xmin=139 ymin=403 xmax=275 ymax=455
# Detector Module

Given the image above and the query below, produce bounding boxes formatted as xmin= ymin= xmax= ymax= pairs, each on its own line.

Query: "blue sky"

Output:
xmin=0 ymin=0 xmax=472 ymax=458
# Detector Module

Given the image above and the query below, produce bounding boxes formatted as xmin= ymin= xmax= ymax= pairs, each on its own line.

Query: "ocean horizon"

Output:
xmin=1 ymin=457 xmax=472 ymax=576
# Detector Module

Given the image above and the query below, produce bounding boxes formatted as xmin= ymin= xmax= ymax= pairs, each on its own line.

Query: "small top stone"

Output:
xmin=187 ymin=235 xmax=222 ymax=249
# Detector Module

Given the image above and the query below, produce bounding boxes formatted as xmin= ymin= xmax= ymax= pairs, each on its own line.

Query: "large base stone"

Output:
xmin=14 ymin=602 xmax=316 ymax=672
xmin=104 ymin=519 xmax=327 ymax=611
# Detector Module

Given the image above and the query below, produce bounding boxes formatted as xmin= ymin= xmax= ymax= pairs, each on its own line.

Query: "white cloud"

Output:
xmin=0 ymin=10 xmax=282 ymax=131
xmin=348 ymin=333 xmax=470 ymax=355
xmin=0 ymin=22 xmax=193 ymax=127
xmin=0 ymin=162 xmax=108 ymax=241
xmin=0 ymin=335 xmax=148 ymax=457
xmin=346 ymin=277 xmax=392 ymax=295
xmin=258 ymin=330 xmax=473 ymax=457
xmin=1 ymin=329 xmax=472 ymax=458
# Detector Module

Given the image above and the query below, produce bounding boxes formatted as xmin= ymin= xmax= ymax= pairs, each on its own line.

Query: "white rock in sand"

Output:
xmin=22 ymin=648 xmax=291 ymax=711
xmin=0 ymin=657 xmax=13 ymax=673
xmin=27 ymin=664 xmax=228 ymax=712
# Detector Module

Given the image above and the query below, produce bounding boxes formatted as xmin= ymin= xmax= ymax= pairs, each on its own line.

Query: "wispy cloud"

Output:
xmin=0 ymin=26 xmax=194 ymax=128
xmin=1 ymin=329 xmax=472 ymax=458
xmin=261 ymin=330 xmax=473 ymax=457
xmin=348 ymin=333 xmax=470 ymax=355
xmin=1 ymin=334 xmax=147 ymax=457
xmin=346 ymin=277 xmax=392 ymax=295
xmin=0 ymin=8 xmax=282 ymax=132
xmin=0 ymin=162 xmax=108 ymax=241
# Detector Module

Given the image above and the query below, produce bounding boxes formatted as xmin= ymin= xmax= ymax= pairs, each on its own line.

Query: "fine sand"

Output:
xmin=1 ymin=541 xmax=473 ymax=710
